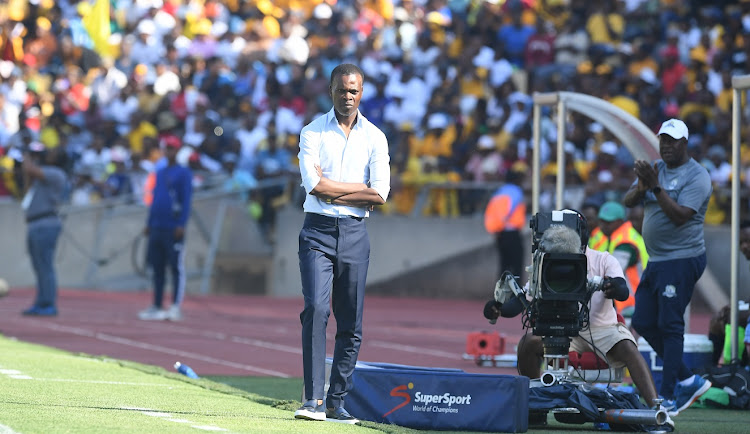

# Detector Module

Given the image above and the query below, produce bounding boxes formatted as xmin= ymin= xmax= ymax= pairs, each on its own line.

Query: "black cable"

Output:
xmin=576 ymin=325 xmax=615 ymax=388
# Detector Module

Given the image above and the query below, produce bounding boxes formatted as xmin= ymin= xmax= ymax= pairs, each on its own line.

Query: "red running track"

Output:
xmin=0 ymin=288 xmax=711 ymax=379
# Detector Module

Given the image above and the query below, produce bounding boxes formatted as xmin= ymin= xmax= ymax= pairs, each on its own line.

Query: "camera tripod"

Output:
xmin=535 ymin=336 xmax=579 ymax=387
xmin=532 ymin=336 xmax=623 ymax=386
xmin=528 ymin=336 xmax=669 ymax=430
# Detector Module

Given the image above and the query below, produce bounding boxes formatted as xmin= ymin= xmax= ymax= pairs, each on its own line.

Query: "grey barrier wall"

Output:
xmin=268 ymin=207 xmax=508 ymax=299
xmin=0 ymin=195 xmax=269 ymax=294
xmin=1 ymin=199 xmax=747 ymax=305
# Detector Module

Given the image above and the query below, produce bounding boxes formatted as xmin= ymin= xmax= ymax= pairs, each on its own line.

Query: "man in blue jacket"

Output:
xmin=139 ymin=136 xmax=193 ymax=321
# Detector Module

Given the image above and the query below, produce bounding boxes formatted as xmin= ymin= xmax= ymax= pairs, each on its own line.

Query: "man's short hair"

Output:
xmin=330 ymin=63 xmax=364 ymax=85
xmin=538 ymin=225 xmax=582 ymax=254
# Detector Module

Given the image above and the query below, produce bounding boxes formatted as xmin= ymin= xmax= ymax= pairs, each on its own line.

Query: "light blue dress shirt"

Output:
xmin=298 ymin=108 xmax=391 ymax=218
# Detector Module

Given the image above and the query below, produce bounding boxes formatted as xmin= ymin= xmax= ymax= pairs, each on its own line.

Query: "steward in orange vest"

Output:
xmin=588 ymin=201 xmax=649 ymax=316
xmin=484 ymin=170 xmax=527 ymax=280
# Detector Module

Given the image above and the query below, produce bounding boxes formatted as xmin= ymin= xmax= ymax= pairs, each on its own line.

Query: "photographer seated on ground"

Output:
xmin=487 ymin=224 xmax=672 ymax=427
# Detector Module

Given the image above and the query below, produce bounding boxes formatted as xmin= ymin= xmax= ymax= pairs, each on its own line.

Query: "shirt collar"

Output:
xmin=326 ymin=107 xmax=365 ymax=129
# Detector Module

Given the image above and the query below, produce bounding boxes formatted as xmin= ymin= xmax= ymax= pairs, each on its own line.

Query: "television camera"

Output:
xmin=490 ymin=210 xmax=610 ymax=385
xmin=483 ymin=210 xmax=669 ymax=428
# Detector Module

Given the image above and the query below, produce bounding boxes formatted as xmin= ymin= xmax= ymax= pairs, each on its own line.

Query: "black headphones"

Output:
xmin=561 ymin=208 xmax=589 ymax=252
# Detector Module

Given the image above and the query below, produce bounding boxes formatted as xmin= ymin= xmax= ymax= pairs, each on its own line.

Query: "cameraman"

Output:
xmin=488 ymin=223 xmax=668 ymax=419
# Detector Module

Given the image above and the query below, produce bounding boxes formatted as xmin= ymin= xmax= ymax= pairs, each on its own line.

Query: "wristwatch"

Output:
xmin=652 ymin=186 xmax=662 ymax=195
xmin=325 ymin=198 xmax=332 ymax=204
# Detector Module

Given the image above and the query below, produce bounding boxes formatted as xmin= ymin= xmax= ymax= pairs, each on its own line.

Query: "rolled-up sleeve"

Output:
xmin=369 ymin=128 xmax=391 ymax=201
xmin=298 ymin=126 xmax=321 ymax=194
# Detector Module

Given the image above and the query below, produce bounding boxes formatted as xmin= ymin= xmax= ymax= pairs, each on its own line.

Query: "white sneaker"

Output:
xmin=138 ymin=306 xmax=168 ymax=320
xmin=166 ymin=305 xmax=182 ymax=321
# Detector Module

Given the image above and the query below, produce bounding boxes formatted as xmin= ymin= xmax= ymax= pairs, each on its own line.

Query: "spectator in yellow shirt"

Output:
xmin=414 ymin=113 xmax=457 ymax=160
xmin=586 ymin=1 xmax=624 ymax=47
xmin=128 ymin=113 xmax=159 ymax=155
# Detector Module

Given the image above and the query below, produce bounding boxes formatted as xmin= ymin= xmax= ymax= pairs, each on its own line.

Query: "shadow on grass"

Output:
xmin=189 ymin=372 xmax=750 ymax=433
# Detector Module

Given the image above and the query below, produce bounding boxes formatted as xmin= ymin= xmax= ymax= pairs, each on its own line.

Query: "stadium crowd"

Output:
xmin=0 ymin=0 xmax=749 ymax=224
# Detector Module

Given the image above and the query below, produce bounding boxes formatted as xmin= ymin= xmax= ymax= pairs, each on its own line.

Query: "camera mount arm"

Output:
xmin=495 ymin=271 xmax=526 ymax=304
xmin=482 ymin=271 xmax=530 ymax=324
xmin=484 ymin=271 xmax=530 ymax=324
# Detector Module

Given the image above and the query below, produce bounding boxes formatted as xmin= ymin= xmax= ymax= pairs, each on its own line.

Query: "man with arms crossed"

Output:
xmin=295 ymin=63 xmax=390 ymax=424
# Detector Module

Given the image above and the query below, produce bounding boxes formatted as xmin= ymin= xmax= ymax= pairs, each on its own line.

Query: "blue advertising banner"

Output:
xmin=341 ymin=361 xmax=529 ymax=432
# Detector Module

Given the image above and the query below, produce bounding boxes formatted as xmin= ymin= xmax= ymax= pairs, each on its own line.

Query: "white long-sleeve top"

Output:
xmin=298 ymin=108 xmax=390 ymax=218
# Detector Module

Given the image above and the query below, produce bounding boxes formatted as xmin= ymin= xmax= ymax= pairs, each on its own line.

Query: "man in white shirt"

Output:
xmin=294 ymin=64 xmax=390 ymax=425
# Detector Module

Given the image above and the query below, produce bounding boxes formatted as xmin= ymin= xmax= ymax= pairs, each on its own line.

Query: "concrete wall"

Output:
xmin=2 ymin=199 xmax=748 ymax=305
xmin=268 ymin=207 xmax=520 ymax=298
xmin=0 ymin=197 xmax=267 ymax=293
xmin=268 ymin=207 xmax=750 ymax=303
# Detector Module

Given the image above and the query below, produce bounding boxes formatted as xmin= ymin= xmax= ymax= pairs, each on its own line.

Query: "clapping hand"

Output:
xmin=633 ymin=160 xmax=659 ymax=190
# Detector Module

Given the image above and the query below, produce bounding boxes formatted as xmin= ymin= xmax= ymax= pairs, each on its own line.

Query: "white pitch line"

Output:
xmin=96 ymin=333 xmax=290 ymax=377
xmin=229 ymin=336 xmax=301 ymax=354
xmin=0 ymin=423 xmax=20 ymax=434
xmin=142 ymin=412 xmax=172 ymax=418
xmin=28 ymin=378 xmax=189 ymax=387
xmin=137 ymin=322 xmax=301 ymax=354
xmin=369 ymin=340 xmax=459 ymax=359
xmin=138 ymin=411 xmax=227 ymax=432
xmin=0 ymin=369 xmax=21 ymax=375
xmin=26 ymin=322 xmax=290 ymax=378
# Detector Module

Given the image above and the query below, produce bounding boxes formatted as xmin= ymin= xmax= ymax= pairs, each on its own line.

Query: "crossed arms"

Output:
xmin=311 ymin=165 xmax=385 ymax=207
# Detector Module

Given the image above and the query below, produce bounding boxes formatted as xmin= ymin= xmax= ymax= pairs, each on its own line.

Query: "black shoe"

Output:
xmin=294 ymin=399 xmax=325 ymax=421
xmin=325 ymin=407 xmax=359 ymax=424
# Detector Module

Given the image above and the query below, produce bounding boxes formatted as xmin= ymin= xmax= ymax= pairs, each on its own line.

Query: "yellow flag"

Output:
xmin=83 ymin=0 xmax=112 ymax=58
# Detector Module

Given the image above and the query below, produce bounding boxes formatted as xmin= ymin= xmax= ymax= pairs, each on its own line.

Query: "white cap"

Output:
xmin=478 ymin=135 xmax=495 ymax=150
xmin=211 ymin=21 xmax=228 ymax=37
xmin=313 ymin=3 xmax=332 ymax=20
xmin=137 ymin=19 xmax=155 ymax=35
xmin=639 ymin=67 xmax=658 ymax=85
xmin=394 ymin=7 xmax=409 ymax=22
xmin=589 ymin=122 xmax=603 ymax=134
xmin=658 ymin=118 xmax=689 ymax=140
xmin=427 ymin=113 xmax=449 ymax=130
xmin=29 ymin=141 xmax=45 ymax=152
xmin=598 ymin=170 xmax=614 ymax=183
xmin=600 ymin=141 xmax=619 ymax=156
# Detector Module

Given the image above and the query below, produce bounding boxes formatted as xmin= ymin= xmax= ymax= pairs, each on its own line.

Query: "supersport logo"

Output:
xmin=383 ymin=382 xmax=413 ymax=417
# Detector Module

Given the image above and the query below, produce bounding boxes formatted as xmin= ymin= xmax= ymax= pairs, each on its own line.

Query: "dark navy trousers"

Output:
xmin=298 ymin=213 xmax=369 ymax=409
xmin=631 ymin=253 xmax=706 ymax=398
xmin=147 ymin=228 xmax=186 ymax=308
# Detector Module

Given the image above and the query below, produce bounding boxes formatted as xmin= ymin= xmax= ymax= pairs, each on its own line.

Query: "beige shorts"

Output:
xmin=570 ymin=323 xmax=636 ymax=369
